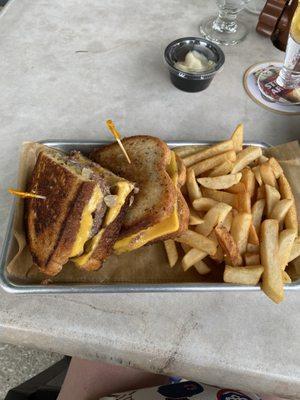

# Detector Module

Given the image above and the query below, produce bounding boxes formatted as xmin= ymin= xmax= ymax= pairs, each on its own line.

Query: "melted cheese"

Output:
xmin=104 ymin=181 xmax=133 ymax=226
xmin=114 ymin=152 xmax=179 ymax=254
xmin=70 ymin=186 xmax=103 ymax=258
xmin=71 ymin=180 xmax=132 ymax=265
xmin=72 ymin=229 xmax=104 ymax=266
xmin=114 ymin=202 xmax=179 ymax=254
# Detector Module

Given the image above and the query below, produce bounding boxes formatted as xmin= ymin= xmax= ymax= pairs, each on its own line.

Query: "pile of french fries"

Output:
xmin=164 ymin=124 xmax=300 ymax=303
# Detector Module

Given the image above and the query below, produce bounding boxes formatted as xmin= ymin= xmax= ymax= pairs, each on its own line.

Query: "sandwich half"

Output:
xmin=90 ymin=135 xmax=189 ymax=254
xmin=26 ymin=147 xmax=134 ymax=275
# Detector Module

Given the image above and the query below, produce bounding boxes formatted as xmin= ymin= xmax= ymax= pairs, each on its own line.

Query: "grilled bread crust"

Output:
xmin=26 ymin=151 xmax=98 ymax=275
xmin=26 ymin=149 xmax=134 ymax=275
xmin=90 ymin=135 xmax=178 ymax=237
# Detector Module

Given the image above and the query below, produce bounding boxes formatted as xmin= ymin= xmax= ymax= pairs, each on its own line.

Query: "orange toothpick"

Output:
xmin=8 ymin=188 xmax=46 ymax=200
xmin=106 ymin=120 xmax=131 ymax=164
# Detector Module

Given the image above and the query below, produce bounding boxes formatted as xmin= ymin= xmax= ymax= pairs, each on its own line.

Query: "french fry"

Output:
xmin=164 ymin=240 xmax=178 ymax=268
xmin=179 ymin=137 xmax=298 ymax=302
xmin=261 ymin=219 xmax=284 ymax=303
xmin=201 ymin=188 xmax=235 ymax=207
xmin=289 ymin=237 xmax=300 ymax=262
xmin=190 ymin=150 xmax=236 ymax=176
xmin=196 ymin=203 xmax=232 ymax=236
xmin=226 ymin=182 xmax=246 ymax=194
xmin=245 ymin=252 xmax=260 ymax=266
xmin=235 ymin=193 xmax=258 ymax=244
xmin=224 ymin=265 xmax=264 ymax=285
xmin=210 ymin=245 xmax=224 ymax=263
xmin=231 ymin=146 xmax=262 ymax=174
xmin=270 ymin=199 xmax=293 ymax=224
xmin=234 ymin=192 xmax=251 ymax=213
xmin=215 ymin=225 xmax=242 ymax=266
xmin=208 ymin=231 xmax=224 ymax=263
xmin=223 ymin=211 xmax=233 ymax=231
xmin=258 ymin=155 xmax=269 ymax=164
xmin=241 ymin=168 xmax=256 ymax=198
xmin=183 ymin=140 xmax=234 ymax=167
xmin=189 ymin=209 xmax=204 ymax=225
xmin=278 ymin=174 xmax=298 ymax=233
xmin=282 ymin=270 xmax=292 ymax=284
xmin=194 ymin=260 xmax=211 ymax=275
xmin=195 ymin=210 xmax=219 ymax=237
xmin=231 ymin=123 xmax=244 ymax=152
xmin=193 ymin=197 xmax=218 ymax=212
xmin=248 ymin=223 xmax=259 ymax=245
xmin=265 ymin=184 xmax=281 ymax=216
xmin=174 ymin=146 xmax=207 ymax=158
xmin=251 ymin=199 xmax=265 ymax=235
xmin=247 ymin=243 xmax=260 ymax=253
xmin=253 ymin=166 xmax=263 ymax=186
xmin=256 ymin=185 xmax=265 ymax=200
xmin=232 ymin=209 xmax=238 ymax=217
xmin=230 ymin=213 xmax=252 ymax=255
xmin=181 ymin=243 xmax=191 ymax=253
xmin=208 ymin=160 xmax=233 ymax=177
xmin=197 ymin=173 xmax=242 ymax=190
xmin=260 ymin=163 xmax=276 ymax=187
xmin=278 ymin=229 xmax=297 ymax=270
xmin=268 ymin=157 xmax=283 ymax=178
xmin=186 ymin=168 xmax=202 ymax=202
xmin=199 ymin=170 xmax=214 ymax=177
xmin=176 ymin=230 xmax=217 ymax=255
xmin=182 ymin=248 xmax=207 ymax=271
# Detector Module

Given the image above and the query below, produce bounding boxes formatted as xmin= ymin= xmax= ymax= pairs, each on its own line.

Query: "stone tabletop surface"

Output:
xmin=0 ymin=0 xmax=299 ymax=397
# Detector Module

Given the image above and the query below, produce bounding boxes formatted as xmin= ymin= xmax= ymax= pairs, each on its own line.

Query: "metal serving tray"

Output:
xmin=1 ymin=140 xmax=299 ymax=294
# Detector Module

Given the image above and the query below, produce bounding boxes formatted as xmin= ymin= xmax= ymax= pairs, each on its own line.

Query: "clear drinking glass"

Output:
xmin=199 ymin=0 xmax=251 ymax=46
xmin=257 ymin=1 xmax=300 ymax=102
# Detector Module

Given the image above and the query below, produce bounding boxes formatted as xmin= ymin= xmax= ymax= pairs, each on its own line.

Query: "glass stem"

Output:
xmin=213 ymin=10 xmax=238 ymax=33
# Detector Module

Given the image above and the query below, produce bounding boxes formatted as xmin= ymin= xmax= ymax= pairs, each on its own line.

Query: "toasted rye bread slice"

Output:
xmin=90 ymin=135 xmax=178 ymax=237
xmin=26 ymin=149 xmax=101 ymax=275
xmin=26 ymin=148 xmax=133 ymax=275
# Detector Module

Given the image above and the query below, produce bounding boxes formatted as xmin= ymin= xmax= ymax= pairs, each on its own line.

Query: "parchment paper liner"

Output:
xmin=6 ymin=141 xmax=300 ymax=285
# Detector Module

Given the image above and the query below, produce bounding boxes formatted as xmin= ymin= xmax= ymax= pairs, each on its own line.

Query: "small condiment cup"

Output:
xmin=164 ymin=37 xmax=225 ymax=92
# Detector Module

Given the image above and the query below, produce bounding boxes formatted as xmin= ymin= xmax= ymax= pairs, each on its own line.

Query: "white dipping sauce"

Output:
xmin=174 ymin=50 xmax=215 ymax=73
